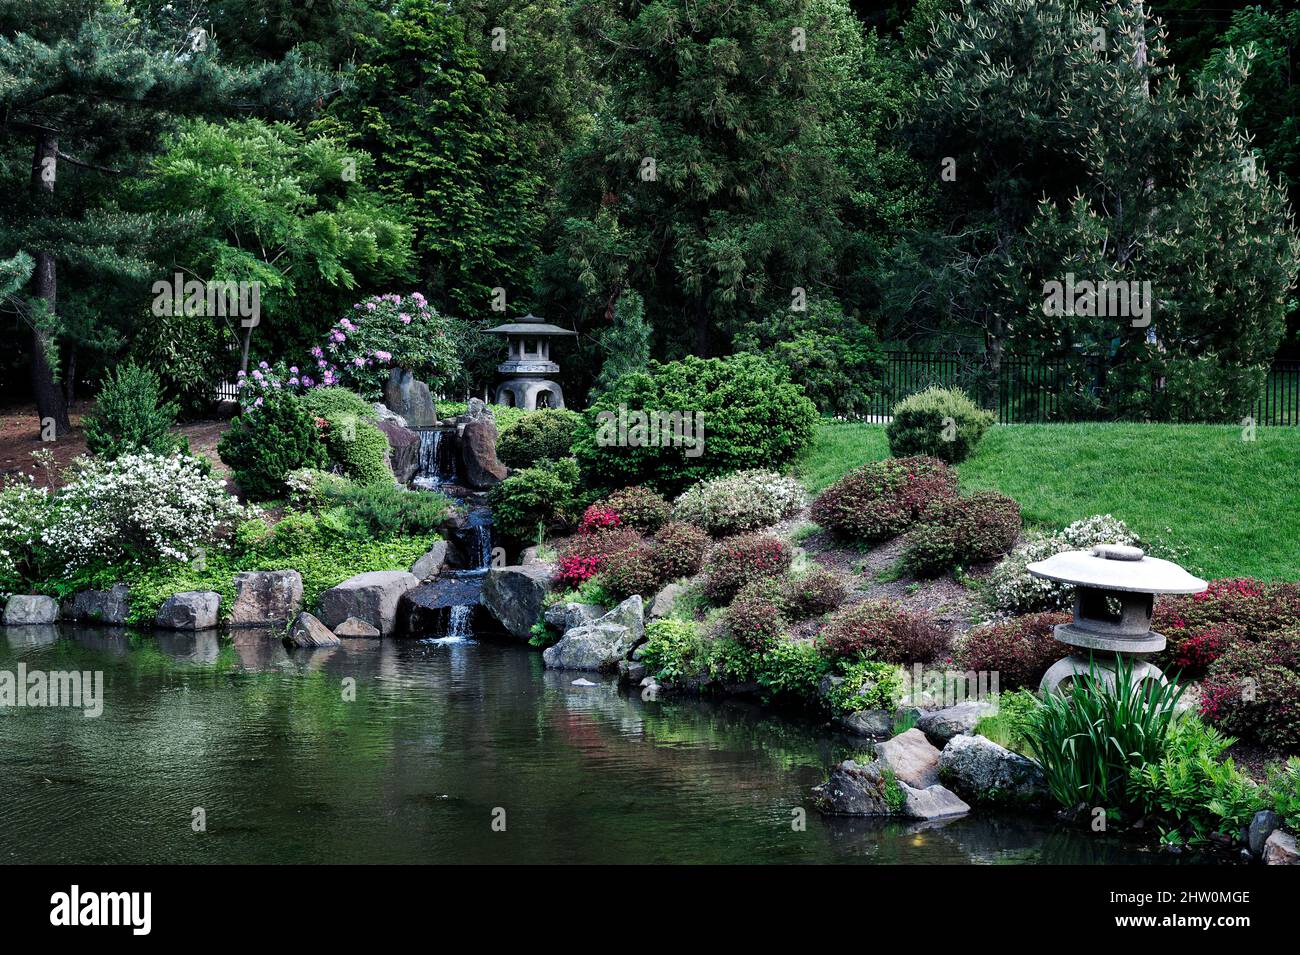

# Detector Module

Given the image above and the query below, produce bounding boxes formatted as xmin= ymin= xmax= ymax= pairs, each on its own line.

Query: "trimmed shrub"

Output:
xmin=571 ymin=353 xmax=818 ymax=496
xmin=84 ymin=363 xmax=181 ymax=460
xmin=597 ymin=545 xmax=663 ymax=600
xmin=702 ymin=533 xmax=793 ymax=604
xmin=554 ymin=528 xmax=641 ymax=588
xmin=649 ymin=521 xmax=709 ymax=581
xmin=299 ymin=386 xmax=377 ymax=423
xmin=218 ymin=395 xmax=330 ymax=501
xmin=816 ymin=599 xmax=950 ymax=664
xmin=672 ymin=469 xmax=807 ymax=537
xmin=603 ymin=486 xmax=672 ymax=533
xmin=1200 ymin=628 xmax=1300 ymax=751
xmin=578 ymin=505 xmax=621 ymax=534
xmin=322 ymin=415 xmax=391 ymax=485
xmin=723 ymin=579 xmax=787 ymax=652
xmin=810 ymin=456 xmax=958 ymax=542
xmin=1155 ymin=578 xmax=1300 ymax=639
xmin=987 ymin=514 xmax=1142 ymax=614
xmin=954 ymin=612 xmax=1071 ymax=691
xmin=496 ymin=408 xmax=581 ymax=469
xmin=885 ymin=386 xmax=994 ymax=464
xmin=901 ymin=491 xmax=1021 ymax=576
xmin=488 ymin=458 xmax=582 ymax=543
xmin=780 ymin=568 xmax=848 ymax=619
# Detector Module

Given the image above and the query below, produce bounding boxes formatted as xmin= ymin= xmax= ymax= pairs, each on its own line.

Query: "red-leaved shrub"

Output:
xmin=579 ymin=505 xmax=622 ymax=534
xmin=650 ymin=521 xmax=709 ymax=581
xmin=723 ymin=579 xmax=787 ymax=651
xmin=703 ymin=533 xmax=792 ymax=603
xmin=901 ymin=491 xmax=1021 ymax=576
xmin=781 ymin=568 xmax=849 ymax=619
xmin=603 ymin=486 xmax=672 ymax=533
xmin=1200 ymin=628 xmax=1300 ymax=751
xmin=954 ymin=612 xmax=1070 ymax=691
xmin=810 ymin=456 xmax=958 ymax=542
xmin=816 ymin=599 xmax=950 ymax=664
xmin=554 ymin=528 xmax=640 ymax=587
xmin=597 ymin=545 xmax=664 ymax=600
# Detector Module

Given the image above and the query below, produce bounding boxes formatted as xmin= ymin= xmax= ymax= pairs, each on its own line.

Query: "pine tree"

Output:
xmin=592 ymin=290 xmax=652 ymax=395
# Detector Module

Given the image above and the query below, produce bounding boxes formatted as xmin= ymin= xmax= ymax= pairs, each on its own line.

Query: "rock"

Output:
xmin=334 ymin=616 xmax=381 ymax=638
xmin=938 ymin=734 xmax=1049 ymax=809
xmin=372 ymin=402 xmax=408 ymax=427
xmin=1263 ymin=830 xmax=1299 ymax=865
xmin=376 ymin=419 xmax=421 ymax=484
xmin=648 ymin=582 xmax=686 ymax=620
xmin=899 ymin=781 xmax=971 ymax=820
xmin=837 ymin=709 xmax=894 ymax=737
xmin=409 ymin=541 xmax=449 ymax=581
xmin=571 ymin=678 xmax=597 ymax=687
xmin=318 ymin=570 xmax=420 ymax=637
xmin=3 ymin=595 xmax=59 ymax=626
xmin=229 ymin=570 xmax=303 ymax=627
xmin=873 ymin=728 xmax=941 ymax=789
xmin=481 ymin=564 xmax=552 ymax=639
xmin=62 ymin=584 xmax=131 ymax=625
xmin=916 ymin=700 xmax=997 ymax=747
xmin=542 ymin=596 xmax=645 ymax=671
xmin=543 ymin=601 xmax=606 ymax=634
xmin=382 ymin=368 xmax=436 ymax=428
xmin=520 ymin=546 xmax=542 ymax=565
xmin=1248 ymin=810 xmax=1282 ymax=856
xmin=459 ymin=418 xmax=507 ymax=489
xmin=283 ymin=612 xmax=340 ymax=649
xmin=813 ymin=760 xmax=898 ymax=815
xmin=619 ymin=659 xmax=649 ymax=685
xmin=154 ymin=591 xmax=220 ymax=630
xmin=464 ymin=397 xmax=495 ymax=422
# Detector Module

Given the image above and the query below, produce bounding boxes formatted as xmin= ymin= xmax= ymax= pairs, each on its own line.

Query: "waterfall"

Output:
xmin=421 ymin=604 xmax=474 ymax=644
xmin=412 ymin=429 xmax=458 ymax=489
xmin=416 ymin=510 xmax=494 ymax=644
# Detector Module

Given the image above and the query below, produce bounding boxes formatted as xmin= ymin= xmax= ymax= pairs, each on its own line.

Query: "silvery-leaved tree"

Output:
xmin=894 ymin=0 xmax=1299 ymax=421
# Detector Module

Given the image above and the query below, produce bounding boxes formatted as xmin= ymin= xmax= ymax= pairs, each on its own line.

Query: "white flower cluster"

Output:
xmin=672 ymin=469 xmax=807 ymax=536
xmin=986 ymin=514 xmax=1141 ymax=614
xmin=41 ymin=453 xmax=248 ymax=571
xmin=0 ymin=475 xmax=53 ymax=588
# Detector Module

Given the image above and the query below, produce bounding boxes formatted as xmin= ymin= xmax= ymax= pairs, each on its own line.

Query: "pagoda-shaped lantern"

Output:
xmin=486 ymin=313 xmax=577 ymax=410
xmin=1026 ymin=544 xmax=1207 ymax=693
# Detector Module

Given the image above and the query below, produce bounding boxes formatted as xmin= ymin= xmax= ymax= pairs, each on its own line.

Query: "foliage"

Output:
xmin=955 ymin=613 xmax=1071 ymax=692
xmin=780 ymin=568 xmax=849 ymax=619
xmin=886 ymin=387 xmax=994 ymax=464
xmin=640 ymin=619 xmax=708 ymax=684
xmin=0 ymin=476 xmax=58 ymax=591
xmin=601 ymin=486 xmax=672 ymax=534
xmin=488 ymin=457 xmax=583 ymax=543
xmin=1155 ymin=578 xmax=1300 ymax=667
xmin=672 ymin=469 xmax=807 ymax=537
xmin=972 ymin=690 xmax=1042 ymax=755
xmin=900 ymin=491 xmax=1021 ymax=576
xmin=1200 ymin=628 xmax=1300 ymax=751
xmin=309 ymin=479 xmax=450 ymax=539
xmin=753 ymin=640 xmax=830 ymax=708
xmin=816 ymin=599 xmax=950 ymax=665
xmin=83 ymin=363 xmax=181 ymax=459
xmin=571 ymin=354 xmax=818 ymax=497
xmin=299 ymin=387 xmax=378 ymax=423
xmin=592 ymin=290 xmax=652 ymax=395
xmin=596 ymin=545 xmax=663 ymax=601
xmin=497 ymin=409 xmax=581 ymax=469
xmin=810 ymin=456 xmax=958 ymax=543
xmin=824 ymin=657 xmax=906 ymax=717
xmin=554 ymin=528 xmax=641 ymax=588
xmin=1264 ymin=758 xmax=1300 ymax=832
xmin=722 ymin=579 xmax=788 ymax=652
xmin=437 ymin=402 xmax=531 ymax=434
xmin=320 ymin=415 xmax=392 ymax=486
xmin=702 ymin=534 xmax=793 ymax=604
xmin=217 ymin=395 xmax=330 ymax=501
xmin=649 ymin=522 xmax=710 ymax=582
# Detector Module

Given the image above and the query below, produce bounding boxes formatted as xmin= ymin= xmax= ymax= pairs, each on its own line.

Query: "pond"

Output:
xmin=0 ymin=625 xmax=1171 ymax=864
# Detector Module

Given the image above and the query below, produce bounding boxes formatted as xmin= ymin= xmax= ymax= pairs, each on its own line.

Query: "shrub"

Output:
xmin=298 ymin=386 xmax=377 ymax=423
xmin=603 ymin=486 xmax=672 ymax=533
xmin=262 ymin=511 xmax=320 ymax=557
xmin=702 ymin=533 xmax=792 ymax=603
xmin=900 ymin=491 xmax=1021 ymax=576
xmin=1265 ymin=758 xmax=1300 ymax=832
xmin=649 ymin=521 xmax=709 ymax=581
xmin=816 ymin=599 xmax=950 ymax=664
xmin=972 ymin=689 xmax=1042 ymax=754
xmin=488 ymin=458 xmax=582 ymax=544
xmin=437 ymin=401 xmax=530 ymax=434
xmin=0 ymin=476 xmax=58 ymax=590
xmin=640 ymin=619 xmax=707 ymax=683
xmin=672 ymin=469 xmax=807 ymax=537
xmin=310 ymin=477 xmax=450 ymax=538
xmin=322 ymin=415 xmax=391 ymax=485
xmin=1156 ymin=578 xmax=1300 ymax=640
xmin=780 ymin=568 xmax=848 ymax=619
xmin=753 ymin=640 xmax=829 ymax=707
xmin=571 ymin=353 xmax=818 ymax=496
xmin=810 ymin=456 xmax=958 ymax=543
xmin=722 ymin=579 xmax=787 ymax=652
xmin=1200 ymin=628 xmax=1300 ymax=751
xmin=955 ymin=612 xmax=1070 ymax=691
xmin=496 ymin=408 xmax=580 ymax=469
xmin=578 ymin=505 xmax=621 ymax=534
xmin=986 ymin=514 xmax=1143 ymax=614
xmin=218 ymin=395 xmax=330 ymax=501
xmin=84 ymin=363 xmax=181 ymax=460
xmin=886 ymin=386 xmax=994 ymax=464
xmin=823 ymin=658 xmax=906 ymax=716
xmin=596 ymin=545 xmax=663 ymax=600
xmin=555 ymin=528 xmax=642 ymax=587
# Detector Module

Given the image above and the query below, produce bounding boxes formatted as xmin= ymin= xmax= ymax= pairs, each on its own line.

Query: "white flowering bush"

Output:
xmin=672 ymin=469 xmax=807 ymax=537
xmin=43 ymin=453 xmax=248 ymax=571
xmin=0 ymin=476 xmax=56 ymax=592
xmin=986 ymin=514 xmax=1141 ymax=614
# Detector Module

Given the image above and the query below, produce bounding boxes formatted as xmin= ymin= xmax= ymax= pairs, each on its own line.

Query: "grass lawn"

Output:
xmin=797 ymin=421 xmax=1300 ymax=582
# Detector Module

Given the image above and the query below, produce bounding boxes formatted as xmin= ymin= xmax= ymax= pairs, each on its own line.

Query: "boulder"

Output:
xmin=837 ymin=709 xmax=894 ymax=738
xmin=899 ymin=781 xmax=971 ymax=820
xmin=317 ymin=570 xmax=420 ymax=636
xmin=372 ymin=402 xmax=408 ymax=427
xmin=62 ymin=584 xmax=131 ymax=625
xmin=1248 ymin=810 xmax=1282 ymax=856
xmin=543 ymin=601 xmax=606 ymax=634
xmin=382 ymin=368 xmax=436 ymax=428
xmin=619 ymin=659 xmax=650 ymax=685
xmin=409 ymin=541 xmax=449 ymax=581
xmin=377 ymin=419 xmax=421 ymax=484
xmin=916 ymin=700 xmax=997 ymax=747
xmin=873 ymin=728 xmax=941 ymax=789
xmin=459 ymin=418 xmax=507 ymax=489
xmin=334 ymin=616 xmax=381 ymax=638
xmin=481 ymin=564 xmax=552 ymax=639
xmin=1263 ymin=830 xmax=1299 ymax=865
xmin=938 ymin=734 xmax=1049 ymax=809
xmin=229 ymin=570 xmax=303 ymax=627
xmin=283 ymin=612 xmax=340 ymax=649
xmin=542 ymin=596 xmax=645 ymax=671
xmin=154 ymin=591 xmax=221 ymax=630
xmin=648 ymin=582 xmax=686 ymax=620
xmin=3 ymin=594 xmax=59 ymax=626
xmin=813 ymin=760 xmax=897 ymax=815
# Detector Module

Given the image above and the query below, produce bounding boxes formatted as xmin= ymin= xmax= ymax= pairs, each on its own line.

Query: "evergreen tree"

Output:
xmin=592 ymin=290 xmax=652 ymax=395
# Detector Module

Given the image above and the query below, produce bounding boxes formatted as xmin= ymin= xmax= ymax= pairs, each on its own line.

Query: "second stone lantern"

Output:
xmin=1026 ymin=543 xmax=1208 ymax=693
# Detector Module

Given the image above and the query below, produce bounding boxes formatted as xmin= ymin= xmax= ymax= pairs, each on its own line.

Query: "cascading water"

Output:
xmin=412 ymin=428 xmax=459 ymax=489
xmin=413 ymin=508 xmax=494 ymax=644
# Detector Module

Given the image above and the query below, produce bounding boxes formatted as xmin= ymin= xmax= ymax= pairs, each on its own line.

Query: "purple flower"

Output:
xmin=400 ymin=313 xmax=411 ymax=325
xmin=375 ymin=350 xmax=392 ymax=362
xmin=353 ymin=356 xmax=366 ymax=367
xmin=310 ymin=346 xmax=323 ymax=358
xmin=254 ymin=397 xmax=264 ymax=407
xmin=259 ymin=361 xmax=269 ymax=369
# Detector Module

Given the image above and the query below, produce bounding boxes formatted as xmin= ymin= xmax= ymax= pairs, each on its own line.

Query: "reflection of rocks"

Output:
xmin=154 ymin=591 xmax=221 ymax=630
xmin=3 ymin=594 xmax=59 ymax=625
xmin=230 ymin=571 xmax=303 ymax=627
xmin=155 ymin=630 xmax=222 ymax=664
xmin=229 ymin=628 xmax=289 ymax=669
xmin=2 ymin=624 xmax=60 ymax=649
xmin=62 ymin=584 xmax=131 ymax=625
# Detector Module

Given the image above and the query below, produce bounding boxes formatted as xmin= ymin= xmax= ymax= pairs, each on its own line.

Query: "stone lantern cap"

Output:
xmin=485 ymin=313 xmax=577 ymax=336
xmin=1027 ymin=544 xmax=1207 ymax=595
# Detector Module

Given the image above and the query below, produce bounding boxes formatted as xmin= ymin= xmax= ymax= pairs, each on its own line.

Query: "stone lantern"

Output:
xmin=1026 ymin=544 xmax=1207 ymax=693
xmin=486 ymin=313 xmax=577 ymax=410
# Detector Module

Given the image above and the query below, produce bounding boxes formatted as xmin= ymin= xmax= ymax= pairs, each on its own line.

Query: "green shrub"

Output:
xmin=311 ymin=478 xmax=450 ymax=538
xmin=810 ymin=456 xmax=958 ymax=543
xmin=972 ymin=689 xmax=1042 ymax=753
xmin=603 ymin=486 xmax=672 ymax=533
xmin=886 ymin=387 xmax=994 ymax=464
xmin=824 ymin=658 xmax=905 ymax=716
xmin=753 ymin=640 xmax=829 ymax=707
xmin=671 ymin=469 xmax=807 ymax=537
xmin=218 ymin=395 xmax=330 ymax=501
xmin=650 ymin=521 xmax=709 ymax=581
xmin=488 ymin=457 xmax=583 ymax=544
xmin=571 ymin=353 xmax=818 ymax=496
xmin=780 ymin=568 xmax=848 ymax=619
xmin=321 ymin=414 xmax=391 ymax=485
xmin=702 ymin=533 xmax=792 ymax=604
xmin=437 ymin=401 xmax=530 ymax=434
xmin=263 ymin=511 xmax=320 ymax=557
xmin=0 ymin=476 xmax=59 ymax=590
xmin=816 ymin=599 xmax=950 ymax=664
xmin=496 ymin=408 xmax=580 ymax=469
xmin=1265 ymin=758 xmax=1300 ymax=832
xmin=84 ymin=363 xmax=181 ymax=459
xmin=299 ymin=387 xmax=377 ymax=423
xmin=900 ymin=491 xmax=1021 ymax=576
xmin=641 ymin=619 xmax=707 ymax=683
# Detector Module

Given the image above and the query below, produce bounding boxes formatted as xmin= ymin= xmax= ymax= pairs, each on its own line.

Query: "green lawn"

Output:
xmin=797 ymin=421 xmax=1300 ymax=582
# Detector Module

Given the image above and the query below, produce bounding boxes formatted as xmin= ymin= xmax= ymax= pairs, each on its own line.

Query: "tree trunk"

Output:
xmin=29 ymin=130 xmax=70 ymax=437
